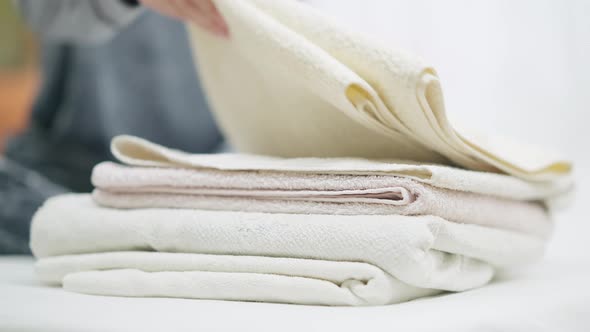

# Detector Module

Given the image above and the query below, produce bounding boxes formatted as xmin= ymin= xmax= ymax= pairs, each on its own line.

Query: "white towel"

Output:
xmin=32 ymin=195 xmax=545 ymax=306
xmin=186 ymin=0 xmax=572 ymax=181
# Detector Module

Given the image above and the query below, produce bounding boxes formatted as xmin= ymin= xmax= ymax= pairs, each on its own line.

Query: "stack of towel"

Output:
xmin=31 ymin=136 xmax=569 ymax=306
xmin=30 ymin=0 xmax=573 ymax=306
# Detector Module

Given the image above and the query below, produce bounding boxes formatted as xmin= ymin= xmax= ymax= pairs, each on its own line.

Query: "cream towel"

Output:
xmin=109 ymin=135 xmax=573 ymax=207
xmin=186 ymin=0 xmax=572 ymax=181
xmin=31 ymin=195 xmax=545 ymax=306
xmin=92 ymin=162 xmax=552 ymax=237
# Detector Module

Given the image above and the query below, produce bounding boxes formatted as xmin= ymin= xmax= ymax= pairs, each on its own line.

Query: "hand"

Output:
xmin=139 ymin=0 xmax=229 ymax=38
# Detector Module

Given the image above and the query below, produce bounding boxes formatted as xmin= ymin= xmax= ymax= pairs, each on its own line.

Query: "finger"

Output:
xmin=168 ymin=0 xmax=193 ymax=20
xmin=192 ymin=0 xmax=219 ymax=20
xmin=185 ymin=0 xmax=229 ymax=37
xmin=182 ymin=2 xmax=219 ymax=33
xmin=203 ymin=0 xmax=229 ymax=36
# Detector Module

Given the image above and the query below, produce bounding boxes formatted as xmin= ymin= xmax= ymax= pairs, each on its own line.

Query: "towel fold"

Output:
xmin=37 ymin=252 xmax=438 ymax=306
xmin=109 ymin=135 xmax=573 ymax=205
xmin=186 ymin=0 xmax=572 ymax=181
xmin=32 ymin=195 xmax=545 ymax=306
xmin=92 ymin=161 xmax=552 ymax=237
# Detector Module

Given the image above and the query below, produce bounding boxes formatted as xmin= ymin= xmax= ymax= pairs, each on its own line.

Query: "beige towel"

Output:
xmin=92 ymin=161 xmax=552 ymax=237
xmin=186 ymin=0 xmax=572 ymax=181
xmin=109 ymin=135 xmax=572 ymax=208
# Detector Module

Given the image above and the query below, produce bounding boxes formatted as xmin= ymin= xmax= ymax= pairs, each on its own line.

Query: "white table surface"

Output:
xmin=1 ymin=252 xmax=589 ymax=332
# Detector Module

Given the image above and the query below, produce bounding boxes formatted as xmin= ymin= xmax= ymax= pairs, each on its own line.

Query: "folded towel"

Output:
xmin=31 ymin=195 xmax=545 ymax=306
xmin=186 ymin=0 xmax=572 ymax=181
xmin=92 ymin=161 xmax=552 ymax=237
xmin=109 ymin=135 xmax=573 ymax=206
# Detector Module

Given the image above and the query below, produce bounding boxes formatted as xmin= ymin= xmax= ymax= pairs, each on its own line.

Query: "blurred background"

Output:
xmin=311 ymin=0 xmax=590 ymax=260
xmin=0 ymin=0 xmax=38 ymax=151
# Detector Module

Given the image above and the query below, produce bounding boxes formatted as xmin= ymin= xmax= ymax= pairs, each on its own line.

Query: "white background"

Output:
xmin=311 ymin=0 xmax=590 ymax=259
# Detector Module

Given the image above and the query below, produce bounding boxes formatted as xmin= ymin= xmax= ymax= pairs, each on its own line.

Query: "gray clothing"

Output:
xmin=0 ymin=159 xmax=66 ymax=254
xmin=1 ymin=1 xmax=224 ymax=254
xmin=14 ymin=0 xmax=141 ymax=43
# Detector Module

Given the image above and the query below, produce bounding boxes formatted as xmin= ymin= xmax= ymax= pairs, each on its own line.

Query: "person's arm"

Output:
xmin=13 ymin=0 xmax=143 ymax=44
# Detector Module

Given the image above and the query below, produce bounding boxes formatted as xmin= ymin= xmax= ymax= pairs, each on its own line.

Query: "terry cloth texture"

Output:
xmin=187 ymin=0 xmax=572 ymax=181
xmin=91 ymin=161 xmax=552 ymax=237
xmin=108 ymin=135 xmax=573 ymax=208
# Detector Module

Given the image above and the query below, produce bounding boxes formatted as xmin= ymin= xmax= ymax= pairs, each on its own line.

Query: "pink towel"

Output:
xmin=92 ymin=162 xmax=551 ymax=237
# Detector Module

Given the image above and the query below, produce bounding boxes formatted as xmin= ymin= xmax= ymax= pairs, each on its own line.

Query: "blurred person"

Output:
xmin=0 ymin=0 xmax=229 ymax=254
